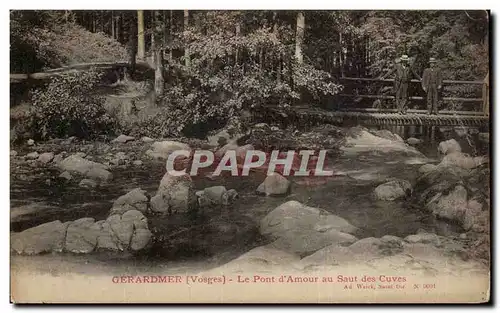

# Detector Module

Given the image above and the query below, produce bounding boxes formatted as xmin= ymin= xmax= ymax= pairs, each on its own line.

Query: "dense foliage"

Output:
xmin=29 ymin=70 xmax=116 ymax=139
xmin=10 ymin=10 xmax=127 ymax=72
xmin=10 ymin=10 xmax=489 ymax=138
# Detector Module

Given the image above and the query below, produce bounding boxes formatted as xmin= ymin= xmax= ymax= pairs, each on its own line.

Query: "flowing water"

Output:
xmin=11 ymin=125 xmax=485 ymax=271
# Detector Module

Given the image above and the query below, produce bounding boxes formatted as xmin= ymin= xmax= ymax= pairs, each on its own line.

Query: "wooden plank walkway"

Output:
xmin=270 ymin=106 xmax=489 ymax=126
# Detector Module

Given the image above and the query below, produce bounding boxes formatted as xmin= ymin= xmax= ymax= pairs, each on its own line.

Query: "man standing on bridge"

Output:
xmin=422 ymin=57 xmax=443 ymax=115
xmin=381 ymin=55 xmax=421 ymax=114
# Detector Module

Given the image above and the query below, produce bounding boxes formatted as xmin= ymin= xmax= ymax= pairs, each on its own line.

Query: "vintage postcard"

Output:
xmin=9 ymin=9 xmax=491 ymax=303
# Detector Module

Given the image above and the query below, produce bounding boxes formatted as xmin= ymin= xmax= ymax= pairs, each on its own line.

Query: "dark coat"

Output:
xmin=422 ymin=68 xmax=443 ymax=90
xmin=383 ymin=63 xmax=421 ymax=86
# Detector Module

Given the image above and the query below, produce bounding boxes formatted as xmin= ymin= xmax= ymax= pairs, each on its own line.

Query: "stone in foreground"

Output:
xmin=11 ymin=220 xmax=68 ymax=255
xmin=256 ymin=173 xmax=290 ymax=196
xmin=260 ymin=201 xmax=358 ymax=255
xmin=374 ymin=179 xmax=412 ymax=201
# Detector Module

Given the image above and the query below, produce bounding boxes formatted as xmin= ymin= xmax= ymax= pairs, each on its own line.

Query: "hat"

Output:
xmin=400 ymin=55 xmax=409 ymax=61
xmin=429 ymin=57 xmax=437 ymax=63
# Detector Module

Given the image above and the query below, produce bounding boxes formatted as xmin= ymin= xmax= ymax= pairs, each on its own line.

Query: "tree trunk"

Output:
xmin=169 ymin=10 xmax=173 ymax=61
xmin=151 ymin=10 xmax=156 ymax=62
xmin=235 ymin=23 xmax=241 ymax=65
xmin=184 ymin=10 xmax=190 ymax=67
xmin=128 ymin=12 xmax=138 ymax=78
xmin=339 ymin=32 xmax=344 ymax=77
xmin=295 ymin=12 xmax=305 ymax=64
xmin=273 ymin=11 xmax=281 ymax=83
xmin=100 ymin=11 xmax=105 ymax=33
xmin=163 ymin=10 xmax=168 ymax=54
xmin=92 ymin=12 xmax=96 ymax=33
xmin=117 ymin=13 xmax=122 ymax=42
xmin=111 ymin=11 xmax=115 ymax=39
xmin=137 ymin=10 xmax=145 ymax=60
xmin=154 ymin=49 xmax=165 ymax=97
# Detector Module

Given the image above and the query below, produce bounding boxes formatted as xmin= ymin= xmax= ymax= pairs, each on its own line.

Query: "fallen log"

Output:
xmin=10 ymin=60 xmax=152 ymax=83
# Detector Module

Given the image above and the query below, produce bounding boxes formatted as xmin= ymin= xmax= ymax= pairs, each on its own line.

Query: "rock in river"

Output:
xmin=256 ymin=173 xmax=290 ymax=196
xmin=59 ymin=154 xmax=113 ymax=181
xmin=11 ymin=220 xmax=69 ymax=255
xmin=38 ymin=152 xmax=54 ymax=164
xmin=438 ymin=139 xmax=461 ymax=155
xmin=145 ymin=141 xmax=191 ymax=160
xmin=419 ymin=164 xmax=437 ymax=174
xmin=150 ymin=172 xmax=196 ymax=213
xmin=260 ymin=200 xmax=358 ymax=255
xmin=406 ymin=137 xmax=423 ymax=146
xmin=374 ymin=179 xmax=412 ymax=201
xmin=64 ymin=218 xmax=100 ymax=253
xmin=109 ymin=188 xmax=149 ymax=215
xmin=26 ymin=152 xmax=39 ymax=160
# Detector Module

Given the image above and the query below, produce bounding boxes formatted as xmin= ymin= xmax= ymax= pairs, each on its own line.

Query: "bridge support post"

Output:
xmin=482 ymin=72 xmax=489 ymax=116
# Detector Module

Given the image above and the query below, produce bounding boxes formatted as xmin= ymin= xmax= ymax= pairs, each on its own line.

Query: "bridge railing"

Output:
xmin=337 ymin=77 xmax=489 ymax=116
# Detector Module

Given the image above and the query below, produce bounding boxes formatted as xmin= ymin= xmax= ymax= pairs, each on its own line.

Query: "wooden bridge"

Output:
xmin=277 ymin=106 xmax=489 ymax=127
xmin=306 ymin=76 xmax=490 ymax=126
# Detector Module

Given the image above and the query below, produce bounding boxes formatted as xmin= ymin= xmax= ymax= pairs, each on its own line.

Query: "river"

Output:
xmin=11 ymin=124 xmax=482 ymax=271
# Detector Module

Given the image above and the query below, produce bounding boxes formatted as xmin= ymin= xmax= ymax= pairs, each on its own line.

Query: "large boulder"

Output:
xmin=150 ymin=173 xmax=195 ymax=213
xmin=374 ymin=179 xmax=412 ymax=201
xmin=146 ymin=141 xmax=190 ymax=160
xmin=438 ymin=139 xmax=461 ymax=155
xmin=260 ymin=201 xmax=358 ymax=255
xmin=130 ymin=229 xmax=153 ymax=251
xmin=11 ymin=211 xmax=152 ymax=255
xmin=95 ymin=221 xmax=121 ymax=251
xmin=11 ymin=220 xmax=69 ymax=255
xmin=195 ymin=186 xmax=238 ymax=208
xmin=414 ymin=164 xmax=469 ymax=205
xmin=59 ymin=155 xmax=113 ymax=181
xmin=419 ymin=164 xmax=437 ymax=174
xmin=256 ymin=173 xmax=291 ymax=196
xmin=64 ymin=218 xmax=100 ymax=253
xmin=109 ymin=188 xmax=149 ymax=215
xmin=427 ymin=185 xmax=468 ymax=222
xmin=106 ymin=210 xmax=151 ymax=251
xmin=439 ymin=152 xmax=488 ymax=170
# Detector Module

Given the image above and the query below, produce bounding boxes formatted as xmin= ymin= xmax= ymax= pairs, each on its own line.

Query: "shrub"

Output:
xmin=29 ymin=69 xmax=117 ymax=139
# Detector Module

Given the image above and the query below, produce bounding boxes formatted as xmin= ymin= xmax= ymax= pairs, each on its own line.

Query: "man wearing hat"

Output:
xmin=381 ymin=55 xmax=421 ymax=114
xmin=422 ymin=57 xmax=443 ymax=115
